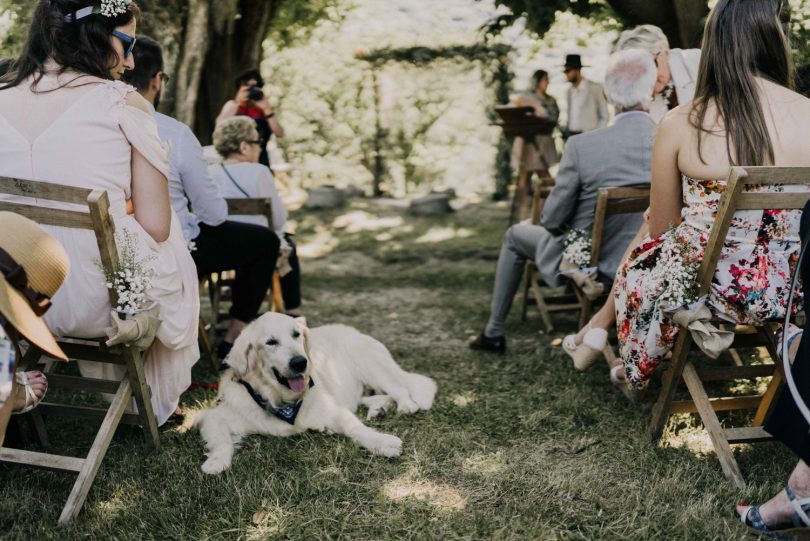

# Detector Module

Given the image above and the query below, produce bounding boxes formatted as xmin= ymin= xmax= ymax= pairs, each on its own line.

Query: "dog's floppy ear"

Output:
xmin=225 ymin=325 xmax=257 ymax=376
xmin=301 ymin=325 xmax=311 ymax=361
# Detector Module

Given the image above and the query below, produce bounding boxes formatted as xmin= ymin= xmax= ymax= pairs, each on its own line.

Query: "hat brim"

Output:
xmin=0 ymin=274 xmax=67 ymax=361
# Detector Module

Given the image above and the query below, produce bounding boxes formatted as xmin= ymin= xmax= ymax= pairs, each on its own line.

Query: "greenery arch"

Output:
xmin=358 ymin=43 xmax=515 ymax=198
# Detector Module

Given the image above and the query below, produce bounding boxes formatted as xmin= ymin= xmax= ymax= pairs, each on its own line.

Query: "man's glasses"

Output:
xmin=244 ymin=139 xmax=262 ymax=146
xmin=112 ymin=30 xmax=136 ymax=58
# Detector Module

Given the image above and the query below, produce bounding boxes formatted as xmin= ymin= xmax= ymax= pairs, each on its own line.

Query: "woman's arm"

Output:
xmin=216 ymin=100 xmax=240 ymax=126
xmin=126 ymin=93 xmax=172 ymax=242
xmin=648 ymin=111 xmax=684 ymax=238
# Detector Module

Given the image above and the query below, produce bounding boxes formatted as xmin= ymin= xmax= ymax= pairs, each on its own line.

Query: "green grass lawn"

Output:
xmin=0 ymin=197 xmax=795 ymax=540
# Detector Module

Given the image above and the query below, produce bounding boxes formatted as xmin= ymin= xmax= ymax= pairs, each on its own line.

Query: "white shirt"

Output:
xmin=208 ymin=162 xmax=287 ymax=236
xmin=153 ymin=110 xmax=228 ymax=241
xmin=567 ymin=83 xmax=588 ymax=132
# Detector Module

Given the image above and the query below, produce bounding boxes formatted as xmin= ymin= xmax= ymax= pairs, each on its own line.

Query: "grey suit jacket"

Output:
xmin=534 ymin=112 xmax=654 ymax=286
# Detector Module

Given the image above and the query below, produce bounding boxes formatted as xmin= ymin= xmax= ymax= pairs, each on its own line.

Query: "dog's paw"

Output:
xmin=395 ymin=397 xmax=420 ymax=415
xmin=367 ymin=433 xmax=402 ymax=458
xmin=201 ymin=455 xmax=232 ymax=475
xmin=363 ymin=395 xmax=395 ymax=420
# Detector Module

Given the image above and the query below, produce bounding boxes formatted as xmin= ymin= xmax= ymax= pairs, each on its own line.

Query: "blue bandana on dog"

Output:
xmin=238 ymin=378 xmax=314 ymax=425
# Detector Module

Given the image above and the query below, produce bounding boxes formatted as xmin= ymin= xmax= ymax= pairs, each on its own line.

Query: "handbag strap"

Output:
xmin=220 ymin=164 xmax=250 ymax=198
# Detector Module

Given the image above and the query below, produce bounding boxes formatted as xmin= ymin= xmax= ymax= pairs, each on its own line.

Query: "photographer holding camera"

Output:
xmin=216 ymin=69 xmax=284 ymax=167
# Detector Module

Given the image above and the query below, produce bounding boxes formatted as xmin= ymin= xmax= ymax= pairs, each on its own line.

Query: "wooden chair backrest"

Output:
xmin=226 ymin=198 xmax=273 ymax=226
xmin=0 ymin=176 xmax=120 ymax=307
xmin=590 ymin=186 xmax=651 ymax=267
xmin=697 ymin=166 xmax=810 ymax=297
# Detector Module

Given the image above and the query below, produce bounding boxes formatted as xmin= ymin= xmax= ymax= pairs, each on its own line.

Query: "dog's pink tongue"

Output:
xmin=288 ymin=376 xmax=307 ymax=393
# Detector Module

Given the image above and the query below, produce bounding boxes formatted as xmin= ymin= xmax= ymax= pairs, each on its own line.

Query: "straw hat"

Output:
xmin=0 ymin=212 xmax=70 ymax=360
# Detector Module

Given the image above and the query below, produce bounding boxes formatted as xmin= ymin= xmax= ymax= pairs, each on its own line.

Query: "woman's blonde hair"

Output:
xmin=614 ymin=24 xmax=670 ymax=57
xmin=213 ymin=116 xmax=259 ymax=158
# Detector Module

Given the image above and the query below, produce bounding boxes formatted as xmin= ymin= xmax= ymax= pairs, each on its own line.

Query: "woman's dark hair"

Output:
xmin=532 ymin=69 xmax=548 ymax=89
xmin=235 ymin=68 xmax=264 ymax=90
xmin=691 ymin=0 xmax=792 ymax=166
xmin=0 ymin=0 xmax=140 ymax=90
xmin=122 ymin=34 xmax=162 ymax=92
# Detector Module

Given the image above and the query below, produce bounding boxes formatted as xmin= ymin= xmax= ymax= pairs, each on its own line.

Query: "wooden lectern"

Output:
xmin=495 ymin=106 xmax=557 ymax=224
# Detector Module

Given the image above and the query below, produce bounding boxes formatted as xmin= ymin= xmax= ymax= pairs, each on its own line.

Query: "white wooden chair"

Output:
xmin=0 ymin=176 xmax=159 ymax=524
xmin=649 ymin=166 xmax=810 ymax=488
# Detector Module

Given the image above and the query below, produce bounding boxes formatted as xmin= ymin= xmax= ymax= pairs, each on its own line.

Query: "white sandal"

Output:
xmin=562 ymin=323 xmax=608 ymax=371
xmin=12 ymin=371 xmax=47 ymax=415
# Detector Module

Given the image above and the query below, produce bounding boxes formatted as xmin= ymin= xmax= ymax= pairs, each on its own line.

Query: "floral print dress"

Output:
xmin=614 ymin=175 xmax=804 ymax=389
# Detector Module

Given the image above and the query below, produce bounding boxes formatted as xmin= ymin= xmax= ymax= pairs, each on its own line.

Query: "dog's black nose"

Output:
xmin=289 ymin=355 xmax=308 ymax=373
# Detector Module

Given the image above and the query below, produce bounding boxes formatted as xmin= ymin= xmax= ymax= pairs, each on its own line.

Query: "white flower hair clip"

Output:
xmin=64 ymin=0 xmax=132 ymax=22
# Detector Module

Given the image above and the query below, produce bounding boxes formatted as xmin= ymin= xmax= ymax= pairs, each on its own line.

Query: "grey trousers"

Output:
xmin=484 ymin=222 xmax=544 ymax=337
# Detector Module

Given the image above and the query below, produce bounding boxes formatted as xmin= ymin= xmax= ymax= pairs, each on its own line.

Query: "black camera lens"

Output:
xmin=247 ymin=87 xmax=264 ymax=101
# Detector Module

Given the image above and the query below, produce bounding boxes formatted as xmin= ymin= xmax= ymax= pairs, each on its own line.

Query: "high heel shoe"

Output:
xmin=562 ymin=324 xmax=608 ymax=371
xmin=610 ymin=365 xmax=646 ymax=402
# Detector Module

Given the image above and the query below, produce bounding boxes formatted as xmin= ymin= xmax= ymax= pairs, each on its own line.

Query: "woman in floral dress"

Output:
xmin=614 ymin=0 xmax=810 ymax=390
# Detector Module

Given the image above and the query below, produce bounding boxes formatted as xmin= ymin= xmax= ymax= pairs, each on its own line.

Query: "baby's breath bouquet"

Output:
xmin=561 ymin=228 xmax=592 ymax=269
xmin=657 ymin=228 xmax=700 ymax=311
xmin=559 ymin=228 xmax=604 ymax=300
xmin=98 ymin=228 xmax=156 ymax=318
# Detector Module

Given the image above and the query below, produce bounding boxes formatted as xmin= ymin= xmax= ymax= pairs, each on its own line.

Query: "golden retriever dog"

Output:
xmin=194 ymin=312 xmax=437 ymax=474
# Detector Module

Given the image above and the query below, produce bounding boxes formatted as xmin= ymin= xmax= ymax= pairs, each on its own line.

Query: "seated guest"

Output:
xmin=0 ymin=1 xmax=198 ymax=425
xmin=210 ymin=117 xmax=302 ymax=317
xmin=614 ymin=0 xmax=810 ymax=397
xmin=562 ymin=24 xmax=703 ymax=371
xmin=469 ymin=49 xmax=657 ymax=353
xmin=124 ymin=36 xmax=279 ymax=359
xmin=0 ymin=212 xmax=70 ymax=445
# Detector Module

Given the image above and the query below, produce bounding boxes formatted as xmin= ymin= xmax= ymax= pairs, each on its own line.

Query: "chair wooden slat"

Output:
xmin=0 ymin=201 xmax=94 ymax=229
xmin=0 ymin=176 xmax=93 ymax=205
xmin=735 ymin=192 xmax=810 ymax=210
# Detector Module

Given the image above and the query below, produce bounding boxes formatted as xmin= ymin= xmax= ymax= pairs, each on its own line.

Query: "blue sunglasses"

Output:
xmin=112 ymin=30 xmax=136 ymax=58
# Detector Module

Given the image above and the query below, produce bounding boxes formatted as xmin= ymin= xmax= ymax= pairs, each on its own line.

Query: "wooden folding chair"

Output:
xmin=649 ymin=166 xmax=810 ymax=488
xmin=206 ymin=198 xmax=283 ymax=327
xmin=567 ymin=186 xmax=650 ymax=329
xmin=0 ymin=176 xmax=160 ymax=524
xmin=520 ymin=177 xmax=584 ymax=332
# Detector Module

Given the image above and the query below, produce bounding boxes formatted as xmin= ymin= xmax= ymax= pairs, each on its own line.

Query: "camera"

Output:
xmin=247 ymin=87 xmax=264 ymax=102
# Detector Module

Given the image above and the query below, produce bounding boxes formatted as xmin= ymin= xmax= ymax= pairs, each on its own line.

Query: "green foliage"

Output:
xmin=0 ymin=0 xmax=35 ymax=58
xmin=482 ymin=0 xmax=617 ymax=38
xmin=267 ymin=0 xmax=346 ymax=48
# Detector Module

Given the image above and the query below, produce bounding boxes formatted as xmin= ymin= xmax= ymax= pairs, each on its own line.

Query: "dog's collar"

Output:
xmin=237 ymin=378 xmax=314 ymax=425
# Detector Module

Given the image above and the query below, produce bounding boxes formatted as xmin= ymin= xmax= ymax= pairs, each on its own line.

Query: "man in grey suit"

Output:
xmin=564 ymin=54 xmax=609 ymax=139
xmin=470 ymin=49 xmax=657 ymax=353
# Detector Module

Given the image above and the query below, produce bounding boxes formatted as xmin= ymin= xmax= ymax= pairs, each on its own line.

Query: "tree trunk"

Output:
xmin=139 ymin=0 xmax=277 ymax=141
xmin=606 ymin=0 xmax=709 ymax=48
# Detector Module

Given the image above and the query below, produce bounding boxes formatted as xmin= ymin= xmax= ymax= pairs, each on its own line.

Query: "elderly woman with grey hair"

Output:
xmin=210 ymin=116 xmax=303 ymax=317
xmin=614 ymin=24 xmax=701 ymax=123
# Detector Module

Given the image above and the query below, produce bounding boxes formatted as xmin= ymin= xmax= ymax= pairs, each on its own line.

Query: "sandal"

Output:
xmin=609 ymin=365 xmax=646 ymax=402
xmin=737 ymin=485 xmax=810 ymax=540
xmin=12 ymin=371 xmax=47 ymax=415
xmin=562 ymin=322 xmax=608 ymax=371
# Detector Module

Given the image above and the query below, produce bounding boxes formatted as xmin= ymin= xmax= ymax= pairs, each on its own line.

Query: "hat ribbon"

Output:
xmin=0 ymin=247 xmax=52 ymax=317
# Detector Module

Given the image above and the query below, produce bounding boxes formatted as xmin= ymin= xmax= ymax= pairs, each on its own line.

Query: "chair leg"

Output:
xmin=123 ymin=351 xmax=160 ymax=449
xmin=57 ymin=378 xmax=132 ymax=525
xmin=271 ymin=272 xmax=285 ymax=313
xmin=210 ymin=273 xmax=221 ymax=323
xmin=198 ymin=318 xmax=218 ymax=372
xmin=650 ymin=330 xmax=692 ymax=441
xmin=530 ymin=277 xmax=554 ymax=333
xmin=681 ymin=362 xmax=746 ymax=489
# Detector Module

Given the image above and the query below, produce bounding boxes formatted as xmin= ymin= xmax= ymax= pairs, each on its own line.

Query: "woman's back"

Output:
xmin=672 ymin=79 xmax=810 ymax=180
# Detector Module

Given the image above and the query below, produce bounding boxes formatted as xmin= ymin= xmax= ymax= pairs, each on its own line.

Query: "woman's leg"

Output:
xmin=280 ymin=235 xmax=302 ymax=316
xmin=571 ymin=220 xmax=650 ymax=346
xmin=737 ymin=460 xmax=810 ymax=527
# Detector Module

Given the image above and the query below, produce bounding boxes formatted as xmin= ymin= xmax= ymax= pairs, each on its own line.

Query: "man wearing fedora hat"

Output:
xmin=0 ymin=212 xmax=70 ymax=446
xmin=563 ymin=54 xmax=609 ymax=139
